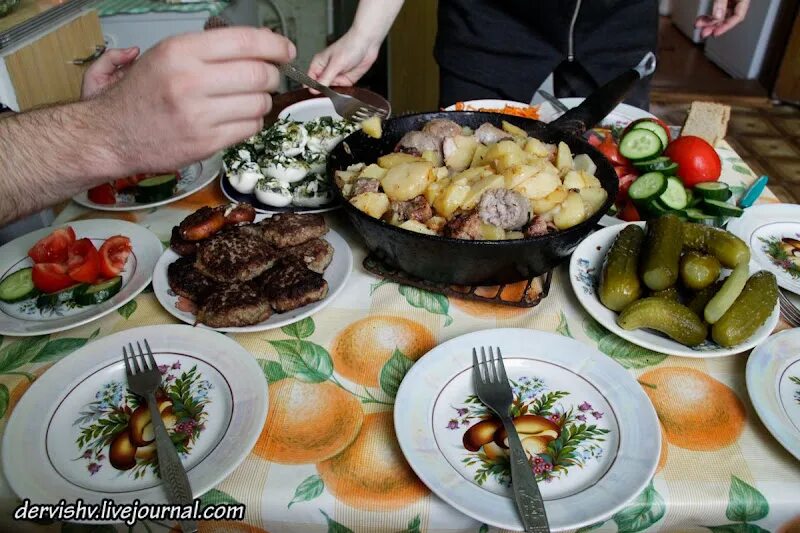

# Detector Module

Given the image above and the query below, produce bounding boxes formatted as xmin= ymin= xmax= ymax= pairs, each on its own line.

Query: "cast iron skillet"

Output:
xmin=327 ymin=54 xmax=656 ymax=285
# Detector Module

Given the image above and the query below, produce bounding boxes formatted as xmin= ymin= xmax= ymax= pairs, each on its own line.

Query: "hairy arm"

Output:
xmin=0 ymin=99 xmax=123 ymax=225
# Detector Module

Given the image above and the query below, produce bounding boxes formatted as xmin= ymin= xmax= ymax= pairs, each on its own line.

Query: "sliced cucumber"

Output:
xmin=631 ymin=120 xmax=669 ymax=150
xmin=0 ymin=268 xmax=36 ymax=303
xmin=135 ymin=173 xmax=177 ymax=204
xmin=628 ymin=172 xmax=667 ymax=204
xmin=75 ymin=277 xmax=122 ymax=306
xmin=694 ymin=182 xmax=731 ymax=201
xmin=619 ymin=129 xmax=663 ymax=161
xmin=659 ymin=177 xmax=689 ymax=210
xmin=36 ymin=283 xmax=88 ymax=309
xmin=633 ymin=156 xmax=678 ymax=175
xmin=645 ymin=198 xmax=671 ymax=217
xmin=684 ymin=208 xmax=716 ymax=222
xmin=702 ymin=199 xmax=744 ymax=218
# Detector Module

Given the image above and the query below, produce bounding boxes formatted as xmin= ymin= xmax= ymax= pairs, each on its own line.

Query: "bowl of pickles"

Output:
xmin=569 ymin=214 xmax=780 ymax=358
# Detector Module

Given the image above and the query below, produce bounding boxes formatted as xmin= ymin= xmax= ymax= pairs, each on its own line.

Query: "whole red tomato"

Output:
xmin=664 ymin=136 xmax=721 ymax=187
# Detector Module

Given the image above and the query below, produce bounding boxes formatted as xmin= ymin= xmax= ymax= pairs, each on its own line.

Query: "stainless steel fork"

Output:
xmin=123 ymin=340 xmax=198 ymax=533
xmin=278 ymin=63 xmax=390 ymax=122
xmin=472 ymin=346 xmax=550 ymax=533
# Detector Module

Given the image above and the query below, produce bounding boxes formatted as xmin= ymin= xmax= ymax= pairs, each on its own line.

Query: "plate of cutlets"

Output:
xmin=152 ymin=203 xmax=352 ymax=332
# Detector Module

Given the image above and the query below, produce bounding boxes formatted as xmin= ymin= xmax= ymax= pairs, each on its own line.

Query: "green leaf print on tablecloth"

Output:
xmin=199 ymin=488 xmax=241 ymax=507
xmin=117 ymin=300 xmax=137 ymax=319
xmin=556 ymin=311 xmax=574 ymax=338
xmin=282 ymin=317 xmax=315 ymax=339
xmin=583 ymin=317 xmax=667 ymax=369
xmin=380 ymin=348 xmax=414 ymax=398
xmin=704 ymin=476 xmax=770 ymax=532
xmin=399 ymin=285 xmax=453 ymax=326
xmin=400 ymin=515 xmax=422 ymax=533
xmin=0 ymin=384 xmax=8 ymax=421
xmin=289 ymin=475 xmax=324 ymax=508
xmin=576 ymin=481 xmax=665 ymax=533
xmin=258 ymin=359 xmax=288 ymax=384
xmin=321 ymin=509 xmax=354 ymax=533
xmin=707 ymin=525 xmax=770 ymax=533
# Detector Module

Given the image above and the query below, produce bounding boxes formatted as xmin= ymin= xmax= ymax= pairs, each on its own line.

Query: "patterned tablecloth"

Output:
xmin=0 ymin=139 xmax=798 ymax=533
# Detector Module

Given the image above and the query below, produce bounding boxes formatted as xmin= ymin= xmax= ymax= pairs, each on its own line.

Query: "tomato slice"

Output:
xmin=88 ymin=183 xmax=117 ymax=205
xmin=32 ymin=263 xmax=75 ymax=293
xmin=28 ymin=227 xmax=77 ymax=264
xmin=67 ymin=239 xmax=101 ymax=283
xmin=617 ymin=173 xmax=639 ymax=206
xmin=597 ymin=135 xmax=628 ymax=166
xmin=99 ymin=236 xmax=132 ymax=278
xmin=618 ymin=201 xmax=641 ymax=222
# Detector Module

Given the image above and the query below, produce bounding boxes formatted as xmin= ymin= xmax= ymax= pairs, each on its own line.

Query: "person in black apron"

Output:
xmin=308 ymin=0 xmax=750 ymax=111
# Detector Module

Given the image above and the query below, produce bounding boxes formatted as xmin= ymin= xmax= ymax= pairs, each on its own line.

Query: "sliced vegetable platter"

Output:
xmin=0 ymin=220 xmax=162 ymax=336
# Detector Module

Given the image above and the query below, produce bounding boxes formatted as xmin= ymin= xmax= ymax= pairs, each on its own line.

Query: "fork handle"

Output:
xmin=500 ymin=416 xmax=551 ymax=533
xmin=278 ymin=63 xmax=340 ymax=100
xmin=147 ymin=393 xmax=198 ymax=533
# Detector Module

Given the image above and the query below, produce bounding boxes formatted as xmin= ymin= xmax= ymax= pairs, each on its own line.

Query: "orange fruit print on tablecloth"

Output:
xmin=640 ymin=367 xmax=746 ymax=451
xmin=317 ymin=411 xmax=429 ymax=511
xmin=331 ymin=315 xmax=435 ymax=387
xmin=252 ymin=378 xmax=363 ymax=464
xmin=451 ymin=280 xmax=531 ymax=319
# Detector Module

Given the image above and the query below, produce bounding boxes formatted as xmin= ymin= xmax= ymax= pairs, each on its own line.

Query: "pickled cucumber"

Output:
xmin=599 ymin=225 xmax=645 ymax=312
xmin=651 ymin=287 xmax=680 ymax=301
xmin=704 ymin=261 xmax=749 ymax=324
xmin=682 ymin=222 xmax=750 ymax=269
xmin=687 ymin=280 xmax=723 ymax=317
xmin=617 ymin=297 xmax=708 ymax=347
xmin=712 ymin=271 xmax=778 ymax=347
xmin=641 ymin=214 xmax=683 ymax=291
xmin=680 ymin=252 xmax=722 ymax=290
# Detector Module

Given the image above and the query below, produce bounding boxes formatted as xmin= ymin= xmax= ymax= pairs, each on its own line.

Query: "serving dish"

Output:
xmin=395 ymin=328 xmax=660 ymax=531
xmin=569 ymin=222 xmax=780 ymax=358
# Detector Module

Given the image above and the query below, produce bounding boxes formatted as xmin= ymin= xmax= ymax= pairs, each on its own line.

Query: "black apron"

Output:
xmin=434 ymin=0 xmax=659 ymax=109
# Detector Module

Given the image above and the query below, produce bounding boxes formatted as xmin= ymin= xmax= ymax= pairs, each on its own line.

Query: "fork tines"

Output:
xmin=123 ymin=339 xmax=158 ymax=376
xmin=354 ymin=106 xmax=388 ymax=122
xmin=472 ymin=346 xmax=508 ymax=384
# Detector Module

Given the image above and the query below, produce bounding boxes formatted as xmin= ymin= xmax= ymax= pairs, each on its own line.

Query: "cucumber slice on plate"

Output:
xmin=659 ymin=177 xmax=689 ymax=210
xmin=633 ymin=156 xmax=678 ymax=176
xmin=628 ymin=172 xmax=667 ymax=204
xmin=694 ymin=182 xmax=731 ymax=201
xmin=619 ymin=129 xmax=663 ymax=161
xmin=36 ymin=283 xmax=88 ymax=309
xmin=631 ymin=120 xmax=669 ymax=150
xmin=702 ymin=199 xmax=744 ymax=218
xmin=645 ymin=198 xmax=671 ymax=217
xmin=75 ymin=276 xmax=122 ymax=306
xmin=0 ymin=268 xmax=37 ymax=303
xmin=135 ymin=173 xmax=177 ymax=204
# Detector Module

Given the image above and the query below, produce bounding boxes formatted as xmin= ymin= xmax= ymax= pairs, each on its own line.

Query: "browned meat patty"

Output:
xmin=170 ymin=226 xmax=200 ymax=257
xmin=478 ymin=189 xmax=530 ymax=230
xmin=444 ymin=211 xmax=482 ymax=240
xmin=389 ymin=195 xmax=433 ymax=223
xmin=195 ymin=227 xmax=278 ymax=282
xmin=167 ymin=256 xmax=214 ymax=302
xmin=196 ymin=282 xmax=272 ymax=328
xmin=259 ymin=260 xmax=329 ymax=313
xmin=283 ymin=239 xmax=334 ymax=273
xmin=258 ymin=213 xmax=329 ymax=249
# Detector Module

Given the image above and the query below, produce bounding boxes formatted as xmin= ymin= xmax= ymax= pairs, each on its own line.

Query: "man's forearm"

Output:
xmin=0 ymin=100 xmax=123 ymax=225
xmin=351 ymin=0 xmax=405 ymax=44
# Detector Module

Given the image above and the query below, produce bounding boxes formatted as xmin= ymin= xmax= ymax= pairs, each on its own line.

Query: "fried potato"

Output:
xmin=421 ymin=150 xmax=443 ymax=166
xmin=398 ymin=220 xmax=438 ymax=235
xmin=514 ymin=171 xmax=560 ymax=200
xmin=502 ymin=163 xmax=542 ymax=189
xmin=462 ymin=174 xmax=505 ymax=210
xmin=361 ymin=116 xmax=382 ymax=139
xmin=359 ymin=164 xmax=387 ymax=181
xmin=377 ymin=153 xmax=424 ymax=169
xmin=579 ymin=187 xmax=608 ymax=216
xmin=523 ymin=138 xmax=552 ymax=158
xmin=556 ymin=141 xmax=574 ymax=171
xmin=434 ymin=181 xmax=471 ymax=219
xmin=502 ymin=120 xmax=529 ymax=138
xmin=553 ymin=190 xmax=587 ymax=230
xmin=381 ymin=162 xmax=434 ymax=201
xmin=471 ymin=144 xmax=489 ymax=168
xmin=351 ymin=192 xmax=390 ymax=219
xmin=531 ymin=187 xmax=568 ymax=214
xmin=562 ymin=170 xmax=586 ymax=190
xmin=445 ymin=135 xmax=479 ymax=172
xmin=424 ymin=177 xmax=450 ymax=206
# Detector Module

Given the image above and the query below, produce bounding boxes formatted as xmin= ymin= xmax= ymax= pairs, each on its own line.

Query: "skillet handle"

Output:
xmin=550 ymin=52 xmax=657 ymax=135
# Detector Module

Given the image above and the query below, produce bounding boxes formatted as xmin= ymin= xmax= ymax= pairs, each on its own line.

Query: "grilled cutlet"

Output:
xmin=258 ymin=213 xmax=328 ymax=248
xmin=259 ymin=260 xmax=329 ymax=313
xmin=195 ymin=227 xmax=278 ymax=283
xmin=170 ymin=226 xmax=200 ymax=257
xmin=283 ymin=238 xmax=334 ymax=273
xmin=196 ymin=282 xmax=272 ymax=328
xmin=167 ymin=256 xmax=214 ymax=302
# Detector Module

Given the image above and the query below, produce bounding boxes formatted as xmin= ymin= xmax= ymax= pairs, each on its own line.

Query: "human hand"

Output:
xmin=695 ymin=0 xmax=750 ymax=38
xmin=94 ymin=27 xmax=295 ymax=174
xmin=308 ymin=30 xmax=381 ymax=88
xmin=81 ymin=47 xmax=140 ymax=100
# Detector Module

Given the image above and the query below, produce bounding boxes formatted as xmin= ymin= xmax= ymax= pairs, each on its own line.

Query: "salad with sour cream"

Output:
xmin=224 ymin=117 xmax=358 ymax=208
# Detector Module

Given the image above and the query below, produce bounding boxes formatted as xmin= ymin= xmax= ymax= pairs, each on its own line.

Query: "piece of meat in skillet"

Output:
xmin=421 ymin=119 xmax=462 ymax=140
xmin=389 ymin=195 xmax=433 ymax=223
xmin=259 ymin=259 xmax=329 ymax=313
xmin=396 ymin=131 xmax=441 ymax=157
xmin=167 ymin=256 xmax=215 ymax=302
xmin=257 ymin=213 xmax=329 ymax=248
xmin=443 ymin=211 xmax=482 ymax=240
xmin=196 ymin=282 xmax=272 ymax=328
xmin=170 ymin=226 xmax=200 ymax=257
xmin=524 ymin=216 xmax=557 ymax=238
xmin=195 ymin=226 xmax=278 ymax=282
xmin=478 ymin=189 xmax=531 ymax=230
xmin=352 ymin=178 xmax=381 ymax=196
xmin=283 ymin=238 xmax=334 ymax=274
xmin=475 ymin=123 xmax=512 ymax=145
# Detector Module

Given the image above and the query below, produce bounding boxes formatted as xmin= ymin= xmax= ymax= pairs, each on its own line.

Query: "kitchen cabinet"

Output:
xmin=774 ymin=10 xmax=800 ymax=103
xmin=388 ymin=0 xmax=439 ymax=113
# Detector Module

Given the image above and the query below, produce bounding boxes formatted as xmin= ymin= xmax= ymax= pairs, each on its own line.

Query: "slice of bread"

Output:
xmin=681 ymin=101 xmax=731 ymax=146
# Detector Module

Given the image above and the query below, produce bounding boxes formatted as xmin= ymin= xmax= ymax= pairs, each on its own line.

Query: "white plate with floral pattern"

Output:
xmin=570 ymin=222 xmax=780 ymax=358
xmin=2 ymin=325 xmax=267 ymax=517
xmin=727 ymin=204 xmax=800 ymax=296
xmin=394 ymin=328 xmax=660 ymax=532
xmin=0 ymin=220 xmax=162 ymax=337
xmin=746 ymin=328 xmax=800 ymax=461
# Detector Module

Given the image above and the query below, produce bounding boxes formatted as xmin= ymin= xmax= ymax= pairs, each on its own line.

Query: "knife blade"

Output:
xmin=536 ymin=90 xmax=569 ymax=115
